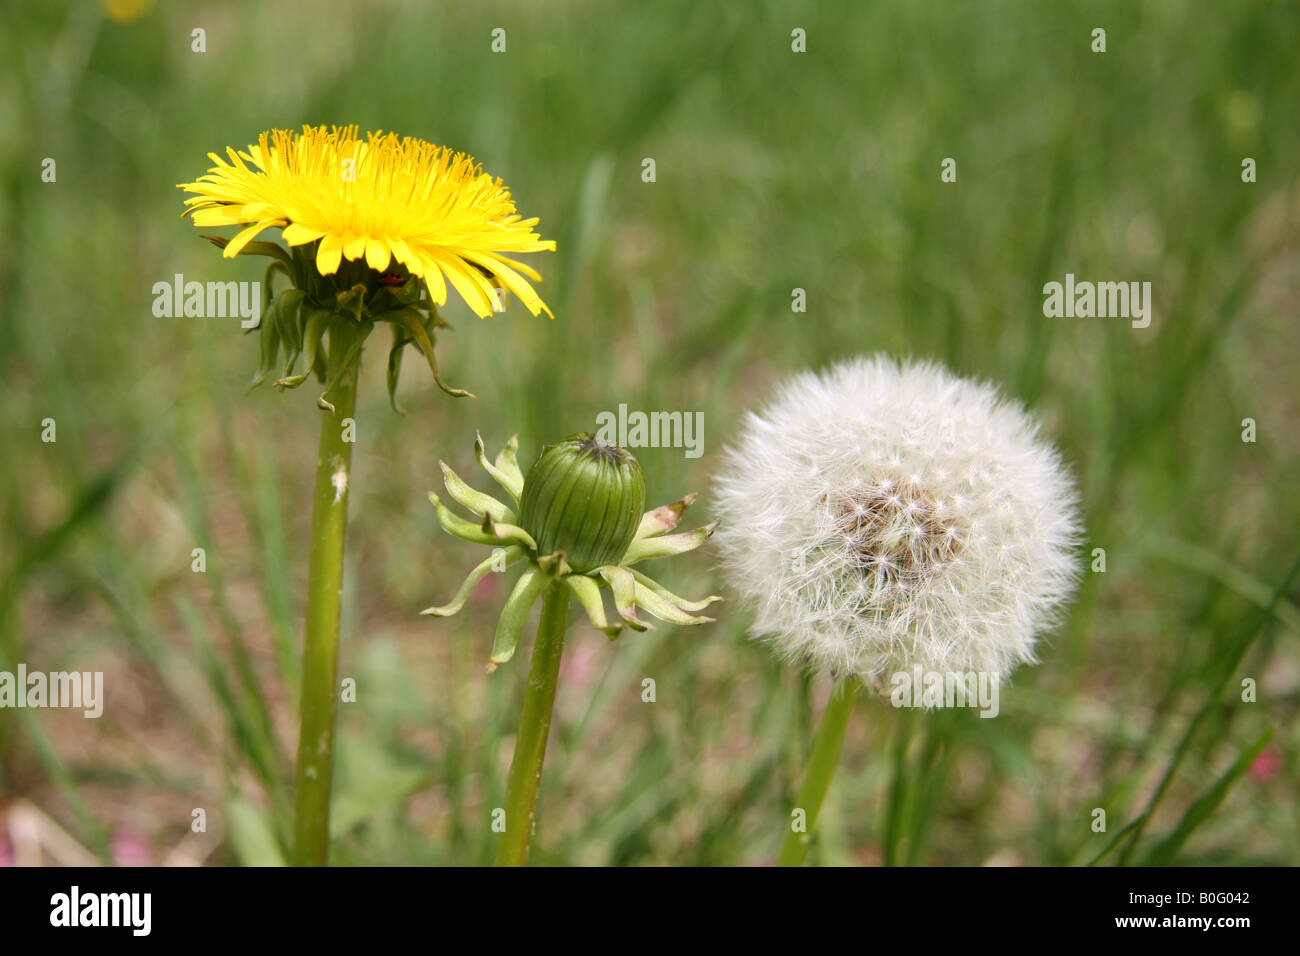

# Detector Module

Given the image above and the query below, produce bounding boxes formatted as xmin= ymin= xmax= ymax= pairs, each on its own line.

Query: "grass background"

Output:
xmin=0 ymin=0 xmax=1297 ymax=865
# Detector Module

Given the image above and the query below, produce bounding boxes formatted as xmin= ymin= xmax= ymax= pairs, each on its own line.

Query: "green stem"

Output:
xmin=291 ymin=338 xmax=360 ymax=867
xmin=494 ymin=582 xmax=570 ymax=866
xmin=778 ymin=680 xmax=858 ymax=867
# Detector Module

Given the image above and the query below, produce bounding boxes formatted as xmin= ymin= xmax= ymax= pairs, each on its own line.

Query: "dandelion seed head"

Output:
xmin=714 ymin=354 xmax=1082 ymax=684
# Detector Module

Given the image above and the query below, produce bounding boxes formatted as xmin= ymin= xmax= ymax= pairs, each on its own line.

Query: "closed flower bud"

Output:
xmin=519 ymin=434 xmax=646 ymax=573
xmin=426 ymin=432 xmax=716 ymax=667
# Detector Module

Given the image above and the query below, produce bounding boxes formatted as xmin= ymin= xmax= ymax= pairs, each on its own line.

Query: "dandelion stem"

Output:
xmin=778 ymin=680 xmax=857 ymax=866
xmin=495 ymin=581 xmax=570 ymax=866
xmin=291 ymin=333 xmax=360 ymax=867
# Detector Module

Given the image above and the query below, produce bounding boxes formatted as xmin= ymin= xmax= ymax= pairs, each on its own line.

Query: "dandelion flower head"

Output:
xmin=178 ymin=125 xmax=555 ymax=318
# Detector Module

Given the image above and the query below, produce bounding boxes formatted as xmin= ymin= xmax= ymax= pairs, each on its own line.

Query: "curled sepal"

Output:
xmin=564 ymin=574 xmax=623 ymax=638
xmin=479 ymin=511 xmax=538 ymax=550
xmin=635 ymin=493 xmax=698 ymax=540
xmin=597 ymin=566 xmax=649 ymax=631
xmin=245 ymin=257 xmax=292 ymax=390
xmin=429 ymin=490 xmax=500 ymax=545
xmin=385 ymin=322 xmax=410 ymax=414
xmin=494 ymin=434 xmax=525 ymax=498
xmin=421 ymin=546 xmax=526 ymax=617
xmin=622 ymin=521 xmax=719 ymax=566
xmin=273 ymin=288 xmax=306 ymax=375
xmin=248 ymin=291 xmax=283 ymax=392
xmin=630 ymin=568 xmax=722 ymax=613
xmin=394 ymin=308 xmax=472 ymax=399
xmin=202 ymin=234 xmax=294 ymax=271
xmin=489 ymin=564 xmax=550 ymax=671
xmin=632 ymin=580 xmax=716 ymax=626
xmin=316 ymin=324 xmax=369 ymax=414
xmin=275 ymin=307 xmax=329 ymax=390
xmin=475 ymin=431 xmax=523 ymax=503
xmin=441 ymin=461 xmax=516 ymax=524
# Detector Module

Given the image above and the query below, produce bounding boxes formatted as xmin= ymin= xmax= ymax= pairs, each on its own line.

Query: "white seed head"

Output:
xmin=714 ymin=355 xmax=1082 ymax=686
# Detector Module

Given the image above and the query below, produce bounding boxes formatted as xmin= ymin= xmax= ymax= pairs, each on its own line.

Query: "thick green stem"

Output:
xmin=291 ymin=345 xmax=360 ymax=867
xmin=494 ymin=582 xmax=570 ymax=866
xmin=778 ymin=680 xmax=858 ymax=867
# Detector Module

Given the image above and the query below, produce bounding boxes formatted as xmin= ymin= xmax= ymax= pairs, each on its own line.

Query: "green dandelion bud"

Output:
xmin=424 ymin=432 xmax=720 ymax=670
xmin=519 ymin=434 xmax=646 ymax=574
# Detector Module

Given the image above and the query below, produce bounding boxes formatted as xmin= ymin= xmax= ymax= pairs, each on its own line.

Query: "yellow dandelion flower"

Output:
xmin=178 ymin=125 xmax=556 ymax=318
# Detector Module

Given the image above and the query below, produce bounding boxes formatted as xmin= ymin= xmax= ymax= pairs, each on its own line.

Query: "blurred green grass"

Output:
xmin=0 ymin=0 xmax=1297 ymax=865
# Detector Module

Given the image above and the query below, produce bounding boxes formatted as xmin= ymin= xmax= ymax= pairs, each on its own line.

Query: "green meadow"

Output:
xmin=0 ymin=0 xmax=1296 ymax=865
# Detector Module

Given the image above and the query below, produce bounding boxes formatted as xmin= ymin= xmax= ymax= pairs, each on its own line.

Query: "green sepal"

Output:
xmin=263 ymin=259 xmax=292 ymax=310
xmin=441 ymin=460 xmax=516 ymax=524
xmin=475 ymin=431 xmax=524 ymax=503
xmin=202 ymin=234 xmax=295 ymax=272
xmin=535 ymin=549 xmax=572 ymax=578
xmin=494 ymin=434 xmax=525 ymax=497
xmin=622 ymin=521 xmax=719 ymax=565
xmin=489 ymin=564 xmax=550 ymax=670
xmin=392 ymin=307 xmax=472 ymax=399
xmin=421 ymin=546 xmax=526 ymax=617
xmin=479 ymin=512 xmax=538 ymax=550
xmin=248 ymin=294 xmax=282 ymax=392
xmin=385 ymin=323 xmax=411 ymax=414
xmin=630 ymin=568 xmax=722 ymax=613
xmin=335 ymin=283 xmax=367 ymax=321
xmin=274 ymin=306 xmax=329 ymax=390
xmin=273 ymin=288 xmax=306 ymax=377
xmin=394 ymin=273 xmax=422 ymax=306
xmin=316 ymin=322 xmax=370 ymax=414
xmin=635 ymin=493 xmax=698 ymax=540
xmin=428 ymin=491 xmax=500 ymax=545
xmin=565 ymin=574 xmax=622 ymax=638
xmin=598 ymin=566 xmax=649 ymax=631
xmin=632 ymin=580 xmax=716 ymax=626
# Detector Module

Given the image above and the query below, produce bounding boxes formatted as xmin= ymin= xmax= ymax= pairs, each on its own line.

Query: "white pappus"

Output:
xmin=713 ymin=354 xmax=1082 ymax=690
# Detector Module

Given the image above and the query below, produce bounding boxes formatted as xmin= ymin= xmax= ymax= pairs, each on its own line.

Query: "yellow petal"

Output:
xmin=420 ymin=253 xmax=447 ymax=305
xmin=438 ymin=258 xmax=493 ymax=317
xmin=224 ymin=218 xmax=281 ymax=257
xmin=316 ymin=234 xmax=343 ymax=275
xmin=482 ymin=252 xmax=542 ymax=282
xmin=388 ymin=235 xmax=414 ymax=268
xmin=463 ymin=251 xmax=550 ymax=317
xmin=192 ymin=206 xmax=251 ymax=227
xmin=282 ymin=223 xmax=326 ymax=245
xmin=365 ymin=237 xmax=391 ymax=271
xmin=343 ymin=234 xmax=367 ymax=261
